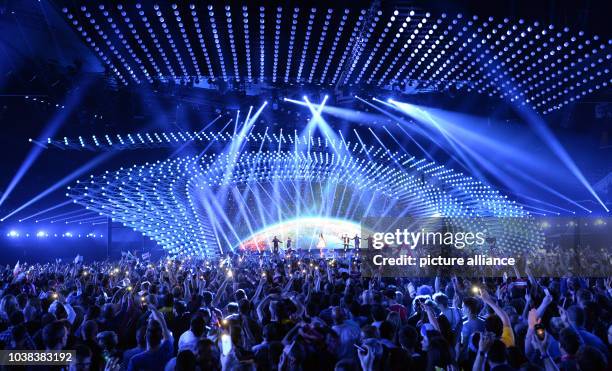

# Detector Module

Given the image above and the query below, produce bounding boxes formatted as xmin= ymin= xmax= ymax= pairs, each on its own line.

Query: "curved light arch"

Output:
xmin=68 ymin=132 xmax=540 ymax=258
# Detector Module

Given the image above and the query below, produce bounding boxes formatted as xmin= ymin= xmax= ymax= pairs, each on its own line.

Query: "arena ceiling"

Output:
xmin=49 ymin=0 xmax=611 ymax=114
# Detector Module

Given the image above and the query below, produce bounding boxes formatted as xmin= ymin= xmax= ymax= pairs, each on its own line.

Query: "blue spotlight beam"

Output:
xmin=518 ymin=204 xmax=561 ymax=216
xmin=0 ymin=82 xmax=88 ymax=207
xmin=233 ymin=110 xmax=240 ymax=135
xmin=354 ymin=96 xmax=438 ymax=162
xmin=195 ymin=119 xmax=234 ymax=161
xmin=0 ymin=152 xmax=114 ymax=222
xmin=513 ymin=194 xmax=577 ymax=215
xmin=245 ymin=183 xmax=269 ymax=229
xmin=519 ymin=108 xmax=609 ymax=212
xmin=17 ymin=200 xmax=74 ymax=223
xmin=504 ymin=164 xmax=592 ymax=213
xmin=66 ymin=216 xmax=107 ymax=225
xmin=387 ymin=98 xmax=490 ymax=182
xmin=36 ymin=208 xmax=86 ymax=223
xmin=51 ymin=211 xmax=98 ymax=224
xmin=170 ymin=115 xmax=222 ymax=158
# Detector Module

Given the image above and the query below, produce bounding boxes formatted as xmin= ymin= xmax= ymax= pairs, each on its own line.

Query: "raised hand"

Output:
xmin=357 ymin=344 xmax=375 ymax=371
xmin=479 ymin=287 xmax=493 ymax=303
xmin=542 ymin=287 xmax=553 ymax=305
xmin=478 ymin=332 xmax=495 ymax=353
xmin=524 ymin=291 xmax=531 ymax=304
xmin=527 ymin=308 xmax=540 ymax=329
xmin=104 ymin=357 xmax=121 ymax=371
xmin=558 ymin=305 xmax=569 ymax=325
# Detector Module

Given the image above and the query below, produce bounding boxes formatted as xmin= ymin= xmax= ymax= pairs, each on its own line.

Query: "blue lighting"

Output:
xmin=54 ymin=4 xmax=610 ymax=114
xmin=66 ymin=127 xmax=541 ymax=258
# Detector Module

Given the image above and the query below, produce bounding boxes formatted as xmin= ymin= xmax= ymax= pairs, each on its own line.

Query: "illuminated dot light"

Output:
xmin=225 ymin=5 xmax=240 ymax=82
xmin=421 ymin=14 xmax=463 ymax=86
xmin=175 ymin=4 xmax=201 ymax=79
xmin=191 ymin=3 xmax=215 ymax=80
xmin=320 ymin=9 xmax=349 ymax=83
xmin=331 ymin=10 xmax=365 ymax=85
xmin=208 ymin=6 xmax=227 ymax=81
xmin=100 ymin=4 xmax=153 ymax=83
xmin=67 ymin=131 xmax=542 ymax=258
xmin=346 ymin=9 xmax=384 ymax=84
xmin=415 ymin=14 xmax=451 ymax=83
xmin=284 ymin=7 xmax=300 ymax=83
xmin=307 ymin=9 xmax=331 ymax=83
xmin=138 ymin=3 xmax=175 ymax=78
xmin=86 ymin=4 xmax=140 ymax=84
xmin=444 ymin=17 xmax=500 ymax=94
xmin=60 ymin=5 xmax=610 ymax=113
xmin=366 ymin=13 xmax=414 ymax=84
xmin=387 ymin=13 xmax=429 ymax=86
xmin=271 ymin=7 xmax=282 ymax=83
xmin=439 ymin=15 xmax=492 ymax=92
xmin=157 ymin=4 xmax=188 ymax=79
xmin=258 ymin=6 xmax=265 ymax=82
xmin=295 ymin=8 xmax=317 ymax=82
xmin=243 ymin=6 xmax=253 ymax=83
xmin=123 ymin=4 xmax=163 ymax=79
xmin=4 ymin=230 xmax=102 ymax=239
xmin=62 ymin=6 xmax=127 ymax=85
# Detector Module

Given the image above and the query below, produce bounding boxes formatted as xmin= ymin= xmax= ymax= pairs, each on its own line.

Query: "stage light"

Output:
xmin=331 ymin=13 xmax=363 ymax=84
xmin=36 ymin=231 xmax=47 ymax=238
xmin=594 ymin=219 xmax=606 ymax=226
xmin=7 ymin=230 xmax=19 ymax=238
xmin=56 ymin=4 xmax=610 ymax=112
xmin=0 ymin=85 xmax=90 ymax=209
xmin=1 ymin=152 xmax=115 ymax=222
xmin=67 ymin=124 xmax=541 ymax=258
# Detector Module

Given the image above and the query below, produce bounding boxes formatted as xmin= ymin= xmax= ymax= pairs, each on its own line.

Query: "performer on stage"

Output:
xmin=366 ymin=235 xmax=374 ymax=249
xmin=342 ymin=234 xmax=350 ymax=253
xmin=286 ymin=237 xmax=293 ymax=255
xmin=353 ymin=234 xmax=361 ymax=250
xmin=272 ymin=236 xmax=281 ymax=254
xmin=316 ymin=233 xmax=326 ymax=257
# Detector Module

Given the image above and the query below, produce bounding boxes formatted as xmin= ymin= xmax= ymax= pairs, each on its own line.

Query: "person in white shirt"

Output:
xmin=178 ymin=315 xmax=205 ymax=354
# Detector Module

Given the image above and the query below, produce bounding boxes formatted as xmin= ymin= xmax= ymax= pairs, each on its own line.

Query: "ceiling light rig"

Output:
xmin=57 ymin=2 xmax=610 ymax=114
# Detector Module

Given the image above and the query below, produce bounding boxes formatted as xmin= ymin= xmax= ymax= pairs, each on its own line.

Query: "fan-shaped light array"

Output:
xmin=67 ymin=133 xmax=543 ymax=257
xmin=58 ymin=3 xmax=610 ymax=113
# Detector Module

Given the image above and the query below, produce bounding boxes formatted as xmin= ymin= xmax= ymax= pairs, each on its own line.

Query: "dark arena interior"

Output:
xmin=0 ymin=0 xmax=611 ymax=370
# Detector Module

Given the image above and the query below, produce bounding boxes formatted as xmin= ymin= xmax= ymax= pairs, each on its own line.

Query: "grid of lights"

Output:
xmin=43 ymin=127 xmax=249 ymax=150
xmin=67 ymin=132 xmax=543 ymax=257
xmin=58 ymin=2 xmax=611 ymax=113
xmin=5 ymin=230 xmax=103 ymax=239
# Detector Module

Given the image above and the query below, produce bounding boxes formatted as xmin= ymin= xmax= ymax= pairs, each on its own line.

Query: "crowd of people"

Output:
xmin=0 ymin=249 xmax=610 ymax=371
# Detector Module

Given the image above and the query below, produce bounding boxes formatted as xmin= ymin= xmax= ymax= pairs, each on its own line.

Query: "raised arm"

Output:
xmin=480 ymin=289 xmax=511 ymax=327
xmin=535 ymin=287 xmax=553 ymax=320
xmin=256 ymin=295 xmax=272 ymax=323
xmin=212 ymin=277 xmax=230 ymax=307
xmin=149 ymin=305 xmax=172 ymax=341
xmin=251 ymin=276 xmax=265 ymax=305
xmin=423 ymin=304 xmax=440 ymax=332
xmin=472 ymin=332 xmax=494 ymax=371
xmin=183 ymin=277 xmax=191 ymax=301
